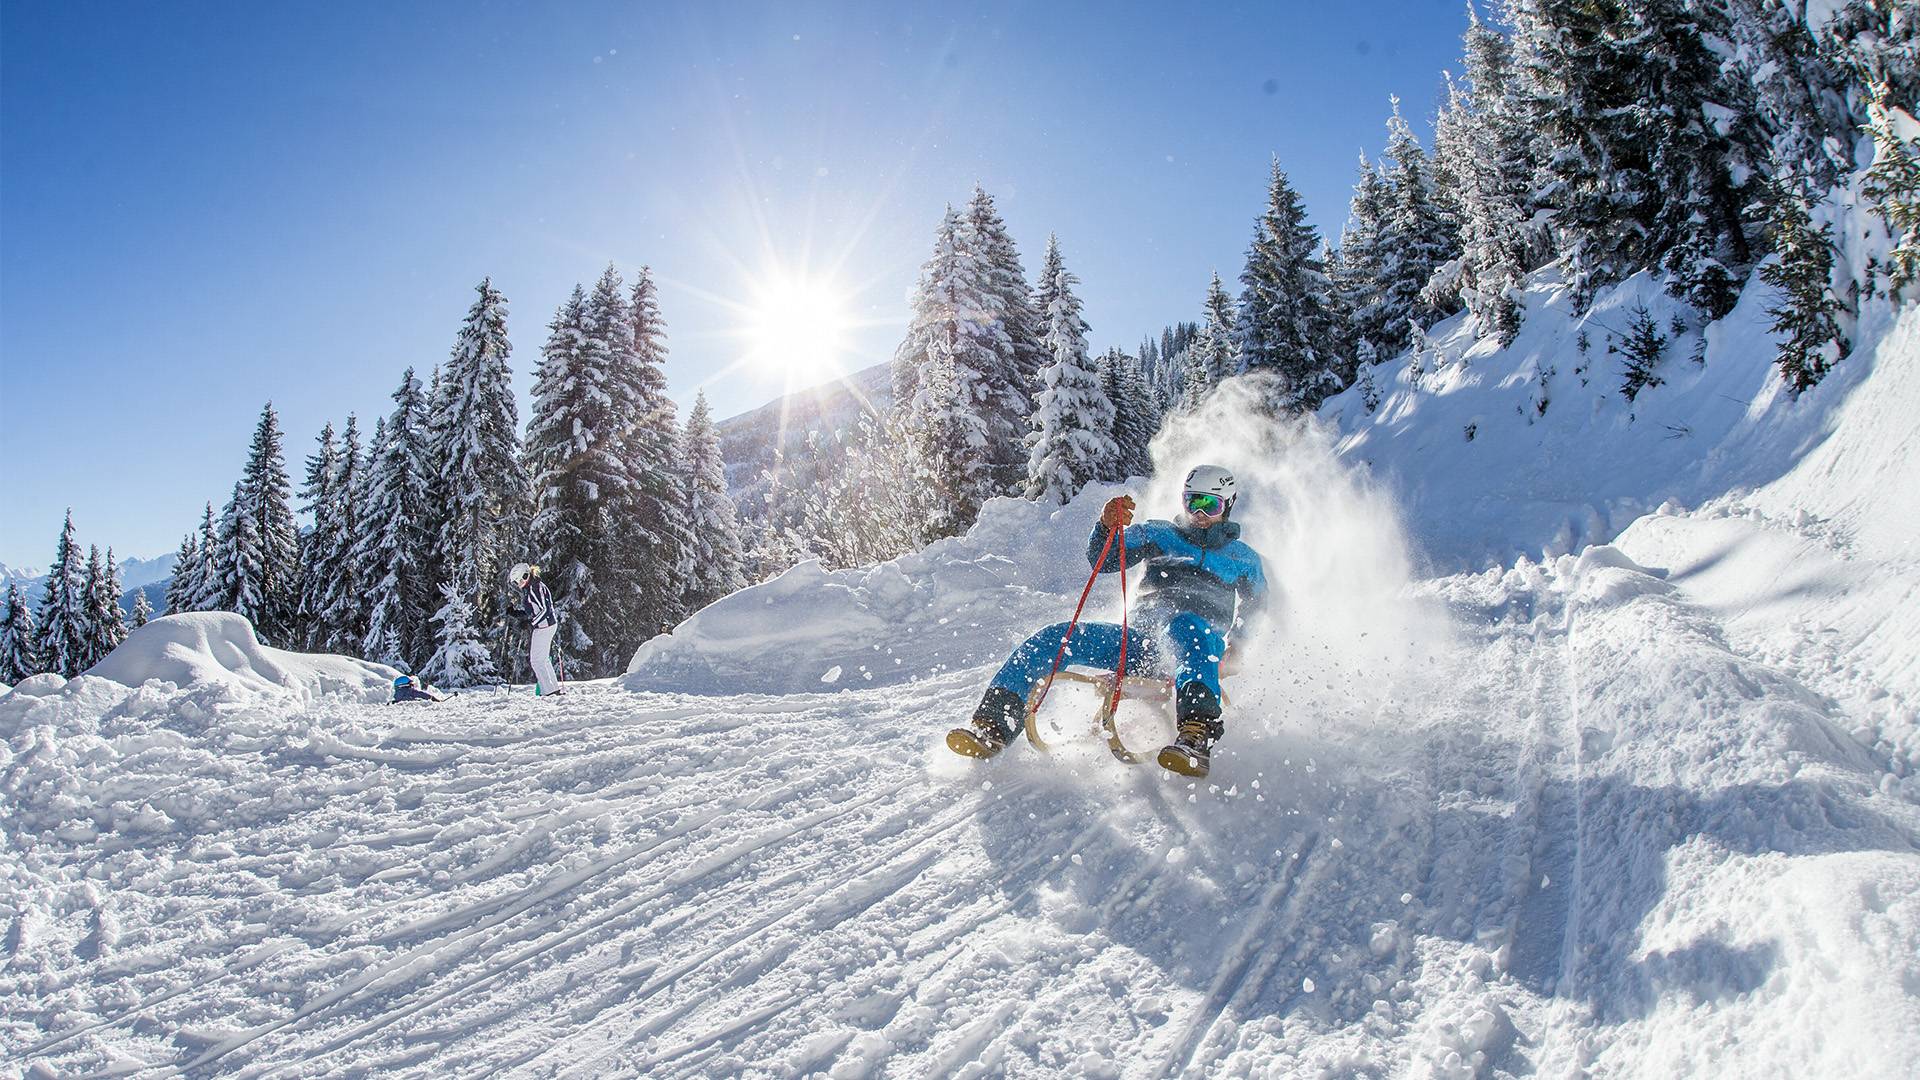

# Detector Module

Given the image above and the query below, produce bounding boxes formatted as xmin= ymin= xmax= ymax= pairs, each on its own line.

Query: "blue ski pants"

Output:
xmin=989 ymin=611 xmax=1227 ymax=702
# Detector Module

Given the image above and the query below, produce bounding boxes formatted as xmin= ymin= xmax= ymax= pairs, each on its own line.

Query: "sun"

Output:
xmin=743 ymin=278 xmax=851 ymax=385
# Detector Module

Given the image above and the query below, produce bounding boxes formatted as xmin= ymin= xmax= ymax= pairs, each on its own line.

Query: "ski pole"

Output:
xmin=1029 ymin=522 xmax=1123 ymax=718
xmin=1111 ymin=536 xmax=1130 ymax=719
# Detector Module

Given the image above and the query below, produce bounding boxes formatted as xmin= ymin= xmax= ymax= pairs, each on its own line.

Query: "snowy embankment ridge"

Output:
xmin=6 ymin=280 xmax=1920 ymax=1080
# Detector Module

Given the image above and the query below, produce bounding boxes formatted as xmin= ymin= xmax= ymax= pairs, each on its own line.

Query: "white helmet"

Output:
xmin=1182 ymin=464 xmax=1236 ymax=517
xmin=509 ymin=563 xmax=534 ymax=587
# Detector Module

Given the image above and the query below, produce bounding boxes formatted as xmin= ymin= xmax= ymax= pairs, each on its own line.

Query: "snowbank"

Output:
xmin=1320 ymin=267 xmax=1889 ymax=571
xmin=83 ymin=612 xmax=398 ymax=703
xmin=625 ymin=487 xmax=1110 ymax=694
xmin=1738 ymin=303 xmax=1920 ymax=560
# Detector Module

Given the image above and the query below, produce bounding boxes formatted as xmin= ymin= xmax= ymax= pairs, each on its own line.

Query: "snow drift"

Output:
xmin=83 ymin=611 xmax=399 ymax=703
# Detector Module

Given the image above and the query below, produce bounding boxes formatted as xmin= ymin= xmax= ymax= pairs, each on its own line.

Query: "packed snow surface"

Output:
xmin=4 ymin=275 xmax=1919 ymax=1078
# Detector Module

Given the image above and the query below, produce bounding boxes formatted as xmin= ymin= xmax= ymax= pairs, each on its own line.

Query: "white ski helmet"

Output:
xmin=1182 ymin=464 xmax=1237 ymax=517
xmin=509 ymin=563 xmax=534 ymax=587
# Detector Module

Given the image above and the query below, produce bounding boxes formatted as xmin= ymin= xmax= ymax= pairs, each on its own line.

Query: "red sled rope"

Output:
xmin=1029 ymin=520 xmax=1129 ymax=718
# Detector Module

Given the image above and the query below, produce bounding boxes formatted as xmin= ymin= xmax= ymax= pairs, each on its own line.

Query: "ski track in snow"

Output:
xmin=10 ymin=551 xmax=1915 ymax=1080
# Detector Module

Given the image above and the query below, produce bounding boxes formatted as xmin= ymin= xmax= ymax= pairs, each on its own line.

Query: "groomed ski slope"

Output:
xmin=6 ymin=277 xmax=1920 ymax=1079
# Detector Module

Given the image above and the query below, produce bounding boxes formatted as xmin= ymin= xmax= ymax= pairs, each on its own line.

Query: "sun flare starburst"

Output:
xmin=742 ymin=278 xmax=851 ymax=385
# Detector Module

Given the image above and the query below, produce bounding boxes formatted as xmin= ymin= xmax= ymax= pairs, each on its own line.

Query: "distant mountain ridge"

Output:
xmin=715 ymin=362 xmax=893 ymax=496
xmin=1 ymin=553 xmax=177 ymax=611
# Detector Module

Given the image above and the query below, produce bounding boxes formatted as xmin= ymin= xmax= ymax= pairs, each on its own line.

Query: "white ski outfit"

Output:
xmin=522 ymin=576 xmax=562 ymax=696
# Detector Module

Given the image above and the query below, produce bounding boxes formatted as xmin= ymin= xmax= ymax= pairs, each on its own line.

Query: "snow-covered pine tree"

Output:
xmin=1376 ymin=98 xmax=1463 ymax=353
xmin=186 ymin=503 xmax=224 ymax=612
xmin=1819 ymin=2 xmax=1920 ymax=122
xmin=314 ymin=416 xmax=366 ymax=655
xmin=0 ymin=582 xmax=38 ymax=682
xmin=1185 ymin=273 xmax=1241 ymax=410
xmin=1511 ymin=0 xmax=1768 ymax=316
xmin=1724 ymin=0 xmax=1863 ymax=191
xmin=292 ymin=420 xmax=341 ymax=650
xmin=1143 ymin=322 xmax=1200 ymax=412
xmin=1335 ymin=153 xmax=1395 ymax=361
xmin=890 ymin=208 xmax=951 ymax=417
xmin=214 ymin=403 xmax=300 ymax=643
xmin=1100 ymin=348 xmax=1157 ymax=481
xmin=250 ymin=402 xmax=299 ymax=637
xmin=966 ymin=187 xmax=1050 ymax=403
xmin=1031 ymin=232 xmax=1069 ymax=357
xmin=1235 ymin=159 xmax=1343 ymax=410
xmin=357 ymin=370 xmax=437 ymax=670
xmin=1760 ymin=173 xmax=1852 ymax=391
xmin=895 ymin=206 xmax=1005 ymax=536
xmin=1025 ymin=253 xmax=1116 ymax=505
xmin=681 ymin=390 xmax=747 ymax=613
xmin=82 ymin=545 xmax=127 ymax=669
xmin=1356 ymin=344 xmax=1384 ymax=412
xmin=1160 ymin=322 xmax=1201 ymax=368
xmin=130 ymin=587 xmax=151 ymax=630
xmin=165 ymin=529 xmax=200 ymax=615
xmin=1430 ymin=6 xmax=1540 ymax=345
xmin=424 ymin=579 xmax=496 ymax=687
xmin=1863 ymin=93 xmax=1920 ymax=292
xmin=211 ymin=480 xmax=252 ymax=615
xmin=615 ymin=267 xmax=695 ymax=652
xmin=425 ymin=278 xmax=525 ymax=681
xmin=103 ymin=547 xmax=128 ymax=649
xmin=525 ymin=285 xmax=604 ymax=675
xmin=913 ymin=338 xmax=978 ymax=540
xmin=415 ymin=365 xmax=453 ymax=641
xmin=35 ymin=511 xmax=90 ymax=677
xmin=1135 ymin=336 xmax=1166 ymax=413
xmin=1616 ymin=304 xmax=1668 ymax=402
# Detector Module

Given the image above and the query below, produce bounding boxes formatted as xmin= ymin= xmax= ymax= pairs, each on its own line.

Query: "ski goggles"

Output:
xmin=1184 ymin=492 xmax=1225 ymax=517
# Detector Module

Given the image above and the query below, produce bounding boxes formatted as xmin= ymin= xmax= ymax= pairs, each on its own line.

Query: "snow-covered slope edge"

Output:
xmin=1320 ymin=266 xmax=1901 ymax=574
xmin=1607 ymin=300 xmax=1920 ymax=812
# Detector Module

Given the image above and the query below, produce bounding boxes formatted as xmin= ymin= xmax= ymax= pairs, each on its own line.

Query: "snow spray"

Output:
xmin=1146 ymin=374 xmax=1452 ymax=742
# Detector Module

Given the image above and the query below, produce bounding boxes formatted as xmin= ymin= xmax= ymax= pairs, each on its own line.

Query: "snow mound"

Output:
xmin=85 ymin=612 xmax=398 ymax=702
xmin=626 ymin=487 xmax=1113 ymax=694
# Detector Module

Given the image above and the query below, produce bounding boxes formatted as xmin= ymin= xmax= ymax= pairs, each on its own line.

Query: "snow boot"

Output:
xmin=948 ymin=687 xmax=1022 ymax=759
xmin=1158 ymin=682 xmax=1223 ymax=777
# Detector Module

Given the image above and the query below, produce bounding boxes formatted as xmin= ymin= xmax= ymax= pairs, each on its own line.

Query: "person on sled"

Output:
xmin=509 ymin=562 xmax=565 ymax=697
xmin=948 ymin=464 xmax=1268 ymax=777
xmin=390 ymin=674 xmax=447 ymax=703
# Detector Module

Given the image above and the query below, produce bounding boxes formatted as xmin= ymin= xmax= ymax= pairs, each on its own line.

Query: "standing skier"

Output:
xmin=948 ymin=465 xmax=1268 ymax=777
xmin=510 ymin=563 xmax=565 ymax=697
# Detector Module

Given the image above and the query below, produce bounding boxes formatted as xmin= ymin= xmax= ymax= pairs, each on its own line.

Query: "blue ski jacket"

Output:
xmin=1087 ymin=516 xmax=1269 ymax=633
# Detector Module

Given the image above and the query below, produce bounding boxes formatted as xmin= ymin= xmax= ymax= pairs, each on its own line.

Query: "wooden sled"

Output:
xmin=1024 ymin=668 xmax=1174 ymax=765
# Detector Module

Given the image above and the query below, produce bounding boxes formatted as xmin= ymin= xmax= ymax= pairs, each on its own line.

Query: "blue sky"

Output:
xmin=1 ymin=1 xmax=1471 ymax=567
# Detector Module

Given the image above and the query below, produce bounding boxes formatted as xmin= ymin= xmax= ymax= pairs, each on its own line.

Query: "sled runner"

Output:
xmin=1023 ymin=668 xmax=1175 ymax=765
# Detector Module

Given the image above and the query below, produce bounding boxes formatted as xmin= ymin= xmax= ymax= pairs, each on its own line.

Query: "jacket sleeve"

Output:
xmin=1231 ymin=549 xmax=1272 ymax=626
xmin=1087 ymin=521 xmax=1160 ymax=574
